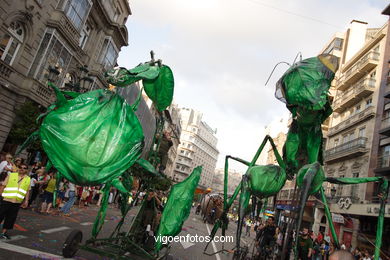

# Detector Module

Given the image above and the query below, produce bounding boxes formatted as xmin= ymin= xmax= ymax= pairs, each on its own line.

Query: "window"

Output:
xmin=100 ymin=37 xmax=118 ymax=70
xmin=366 ymin=98 xmax=372 ymax=108
xmin=351 ymin=173 xmax=359 ymax=199
xmin=334 ymin=139 xmax=339 ymax=147
xmin=358 ymin=127 xmax=366 ymax=138
xmin=64 ymin=0 xmax=92 ymax=30
xmin=355 ymin=104 xmax=361 ymax=114
xmin=0 ymin=22 xmax=24 ymax=65
xmin=29 ymin=29 xmax=72 ymax=85
xmin=79 ymin=23 xmax=91 ymax=49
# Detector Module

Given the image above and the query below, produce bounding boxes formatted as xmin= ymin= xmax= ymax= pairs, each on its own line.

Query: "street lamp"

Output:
xmin=63 ymin=65 xmax=94 ymax=93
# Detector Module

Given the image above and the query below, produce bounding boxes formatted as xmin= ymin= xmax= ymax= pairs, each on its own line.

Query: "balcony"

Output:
xmin=379 ymin=118 xmax=390 ymax=137
xmin=324 ymin=137 xmax=368 ymax=163
xmin=328 ymin=106 xmax=375 ymax=137
xmin=47 ymin=10 xmax=81 ymax=49
xmin=374 ymin=155 xmax=390 ymax=176
xmin=337 ymin=51 xmax=380 ymax=90
xmin=333 ymin=77 xmax=375 ymax=113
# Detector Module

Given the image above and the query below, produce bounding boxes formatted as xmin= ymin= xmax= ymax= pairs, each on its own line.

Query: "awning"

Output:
xmin=332 ymin=213 xmax=345 ymax=224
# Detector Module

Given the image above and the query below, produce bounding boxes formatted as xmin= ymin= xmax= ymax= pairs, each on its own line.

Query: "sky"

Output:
xmin=118 ymin=0 xmax=389 ymax=172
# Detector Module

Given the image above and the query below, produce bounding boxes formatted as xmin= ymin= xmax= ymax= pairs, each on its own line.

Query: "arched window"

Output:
xmin=321 ymin=215 xmax=327 ymax=224
xmin=0 ymin=21 xmax=24 ymax=65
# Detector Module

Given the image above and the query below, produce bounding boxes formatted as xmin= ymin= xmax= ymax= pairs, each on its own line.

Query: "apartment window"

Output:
xmin=29 ymin=29 xmax=72 ymax=85
xmin=64 ymin=0 xmax=92 ymax=30
xmin=358 ymin=127 xmax=366 ymax=138
xmin=370 ymin=70 xmax=376 ymax=79
xmin=79 ymin=23 xmax=91 ymax=49
xmin=355 ymin=104 xmax=361 ymax=114
xmin=100 ymin=37 xmax=118 ymax=70
xmin=351 ymin=173 xmax=359 ymax=199
xmin=334 ymin=139 xmax=339 ymax=147
xmin=366 ymin=98 xmax=372 ymax=108
xmin=337 ymin=175 xmax=344 ymax=196
xmin=0 ymin=22 xmax=24 ymax=65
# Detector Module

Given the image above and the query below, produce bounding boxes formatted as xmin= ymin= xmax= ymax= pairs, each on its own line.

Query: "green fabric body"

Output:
xmin=276 ymin=56 xmax=335 ymax=111
xmin=143 ymin=65 xmax=174 ymax=111
xmin=296 ymin=163 xmax=325 ymax=195
xmin=105 ymin=64 xmax=159 ymax=87
xmin=248 ymin=165 xmax=287 ymax=197
xmin=284 ymin=119 xmax=325 ymax=178
xmin=40 ymin=89 xmax=144 ymax=185
xmin=155 ymin=166 xmax=202 ymax=252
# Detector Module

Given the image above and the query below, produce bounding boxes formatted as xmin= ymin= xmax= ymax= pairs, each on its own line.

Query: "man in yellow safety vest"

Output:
xmin=0 ymin=163 xmax=30 ymax=239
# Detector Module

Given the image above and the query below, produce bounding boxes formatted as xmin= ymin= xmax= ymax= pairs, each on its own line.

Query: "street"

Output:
xmin=0 ymin=205 xmax=253 ymax=260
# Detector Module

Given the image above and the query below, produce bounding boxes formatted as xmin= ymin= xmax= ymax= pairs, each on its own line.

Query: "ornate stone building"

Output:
xmin=0 ymin=0 xmax=131 ymax=151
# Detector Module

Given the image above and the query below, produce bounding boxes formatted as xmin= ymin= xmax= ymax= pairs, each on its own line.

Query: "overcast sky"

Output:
xmin=118 ymin=0 xmax=389 ymax=172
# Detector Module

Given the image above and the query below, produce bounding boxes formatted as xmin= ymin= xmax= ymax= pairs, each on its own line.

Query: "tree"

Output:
xmin=7 ymin=101 xmax=43 ymax=152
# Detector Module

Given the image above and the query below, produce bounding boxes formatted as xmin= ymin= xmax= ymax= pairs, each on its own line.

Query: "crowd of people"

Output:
xmin=239 ymin=215 xmax=383 ymax=260
xmin=0 ymin=153 xmax=166 ymax=240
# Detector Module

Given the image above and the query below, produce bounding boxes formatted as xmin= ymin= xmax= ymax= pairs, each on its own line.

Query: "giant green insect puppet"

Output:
xmin=204 ymin=54 xmax=388 ymax=260
xmin=18 ymin=57 xmax=200 ymax=244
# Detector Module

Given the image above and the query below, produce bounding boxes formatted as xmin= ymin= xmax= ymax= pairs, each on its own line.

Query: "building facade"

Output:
xmin=212 ymin=168 xmax=243 ymax=195
xmin=312 ymin=15 xmax=390 ymax=254
xmin=173 ymin=108 xmax=219 ymax=189
xmin=0 ymin=0 xmax=131 ymax=151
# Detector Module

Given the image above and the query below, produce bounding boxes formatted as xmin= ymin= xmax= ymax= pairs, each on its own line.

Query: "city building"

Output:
xmin=173 ymin=108 xmax=219 ymax=189
xmin=0 ymin=0 xmax=131 ymax=151
xmin=312 ymin=14 xmax=390 ymax=254
xmin=212 ymin=168 xmax=243 ymax=195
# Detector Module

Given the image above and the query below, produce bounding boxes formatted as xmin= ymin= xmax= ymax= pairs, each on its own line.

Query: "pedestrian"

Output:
xmin=329 ymin=250 xmax=354 ymax=260
xmin=28 ymin=169 xmax=39 ymax=207
xmin=13 ymin=158 xmax=22 ymax=172
xmin=245 ymin=218 xmax=251 ymax=237
xmin=60 ymin=181 xmax=77 ymax=216
xmin=0 ymin=163 xmax=30 ymax=239
xmin=40 ymin=171 xmax=56 ymax=214
xmin=297 ymin=228 xmax=313 ymax=260
xmin=0 ymin=153 xmax=15 ymax=175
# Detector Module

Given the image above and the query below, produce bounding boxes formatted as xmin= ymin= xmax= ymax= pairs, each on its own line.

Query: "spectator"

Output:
xmin=362 ymin=250 xmax=372 ymax=260
xmin=0 ymin=163 xmax=30 ymax=239
xmin=245 ymin=218 xmax=252 ymax=237
xmin=60 ymin=181 xmax=77 ymax=216
xmin=0 ymin=153 xmax=14 ymax=175
xmin=297 ymin=228 xmax=313 ymax=260
xmin=13 ymin=158 xmax=22 ymax=172
xmin=40 ymin=171 xmax=56 ymax=214
xmin=329 ymin=250 xmax=354 ymax=260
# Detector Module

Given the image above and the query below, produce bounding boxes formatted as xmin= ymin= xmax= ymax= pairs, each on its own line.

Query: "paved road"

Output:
xmin=0 ymin=205 xmax=255 ymax=260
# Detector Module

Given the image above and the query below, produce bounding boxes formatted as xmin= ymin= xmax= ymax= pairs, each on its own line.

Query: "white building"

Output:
xmin=212 ymin=168 xmax=243 ymax=194
xmin=173 ymin=108 xmax=219 ymax=189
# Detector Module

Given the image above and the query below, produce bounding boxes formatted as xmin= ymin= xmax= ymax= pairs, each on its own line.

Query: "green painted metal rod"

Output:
xmin=319 ymin=187 xmax=339 ymax=248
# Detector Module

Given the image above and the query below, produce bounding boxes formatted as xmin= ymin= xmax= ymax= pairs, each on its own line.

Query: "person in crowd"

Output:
xmin=40 ymin=171 xmax=56 ymax=214
xmin=13 ymin=158 xmax=22 ymax=172
xmin=30 ymin=162 xmax=42 ymax=176
xmin=28 ymin=169 xmax=38 ymax=207
xmin=0 ymin=163 xmax=30 ymax=239
xmin=297 ymin=228 xmax=313 ymax=260
xmin=60 ymin=181 xmax=77 ymax=216
xmin=362 ymin=250 xmax=372 ymax=260
xmin=329 ymin=250 xmax=354 ymax=260
xmin=56 ymin=178 xmax=66 ymax=207
xmin=245 ymin=218 xmax=252 ymax=236
xmin=256 ymin=216 xmax=277 ymax=256
xmin=0 ymin=153 xmax=15 ymax=175
xmin=143 ymin=191 xmax=161 ymax=231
